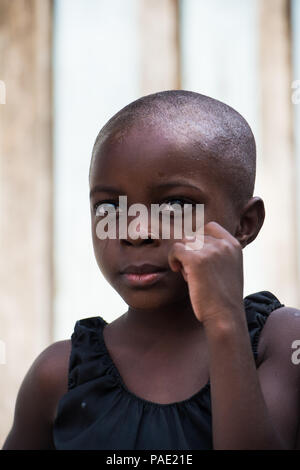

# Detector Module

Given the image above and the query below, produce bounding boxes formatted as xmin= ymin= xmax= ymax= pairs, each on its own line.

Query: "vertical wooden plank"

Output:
xmin=258 ymin=0 xmax=300 ymax=305
xmin=139 ymin=0 xmax=180 ymax=94
xmin=0 ymin=0 xmax=53 ymax=445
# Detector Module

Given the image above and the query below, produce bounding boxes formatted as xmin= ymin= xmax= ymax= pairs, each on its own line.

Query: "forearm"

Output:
xmin=204 ymin=309 xmax=286 ymax=450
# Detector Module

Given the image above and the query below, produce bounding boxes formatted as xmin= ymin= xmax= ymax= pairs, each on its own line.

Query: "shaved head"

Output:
xmin=90 ymin=90 xmax=256 ymax=214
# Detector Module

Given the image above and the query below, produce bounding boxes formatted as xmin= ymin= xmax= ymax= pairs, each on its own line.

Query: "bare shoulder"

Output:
xmin=256 ymin=305 xmax=300 ymax=449
xmin=34 ymin=339 xmax=72 ymax=399
xmin=258 ymin=305 xmax=300 ymax=383
xmin=2 ymin=339 xmax=71 ymax=450
xmin=263 ymin=304 xmax=300 ymax=330
xmin=22 ymin=339 xmax=72 ymax=413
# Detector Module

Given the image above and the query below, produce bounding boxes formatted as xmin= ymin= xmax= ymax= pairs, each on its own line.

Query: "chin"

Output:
xmin=119 ymin=289 xmax=188 ymax=311
xmin=110 ymin=273 xmax=189 ymax=310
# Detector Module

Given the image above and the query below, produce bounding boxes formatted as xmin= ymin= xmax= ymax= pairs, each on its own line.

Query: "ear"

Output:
xmin=234 ymin=197 xmax=265 ymax=248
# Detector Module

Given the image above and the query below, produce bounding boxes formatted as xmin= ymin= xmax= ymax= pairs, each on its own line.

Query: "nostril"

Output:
xmin=120 ymin=235 xmax=157 ymax=245
xmin=121 ymin=238 xmax=132 ymax=246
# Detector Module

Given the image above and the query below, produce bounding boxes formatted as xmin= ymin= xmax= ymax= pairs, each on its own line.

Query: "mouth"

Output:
xmin=120 ymin=263 xmax=169 ymax=287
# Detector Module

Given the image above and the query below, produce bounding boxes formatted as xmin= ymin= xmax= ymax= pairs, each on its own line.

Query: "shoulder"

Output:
xmin=255 ymin=306 xmax=300 ymax=449
xmin=19 ymin=339 xmax=72 ymax=405
xmin=24 ymin=339 xmax=72 ymax=419
xmin=33 ymin=339 xmax=72 ymax=395
xmin=35 ymin=339 xmax=72 ymax=407
xmin=2 ymin=339 xmax=71 ymax=449
xmin=261 ymin=305 xmax=300 ymax=351
xmin=259 ymin=305 xmax=300 ymax=382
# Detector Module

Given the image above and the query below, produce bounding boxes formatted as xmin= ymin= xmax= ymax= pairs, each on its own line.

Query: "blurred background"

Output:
xmin=0 ymin=0 xmax=300 ymax=445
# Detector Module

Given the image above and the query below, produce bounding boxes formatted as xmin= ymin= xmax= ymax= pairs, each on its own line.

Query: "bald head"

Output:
xmin=90 ymin=90 xmax=256 ymax=214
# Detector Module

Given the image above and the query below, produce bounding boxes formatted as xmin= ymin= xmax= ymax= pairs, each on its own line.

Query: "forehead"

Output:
xmin=91 ymin=123 xmax=219 ymax=189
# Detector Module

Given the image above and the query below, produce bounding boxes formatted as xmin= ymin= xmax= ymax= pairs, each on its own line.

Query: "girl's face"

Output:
xmin=89 ymin=124 xmax=239 ymax=311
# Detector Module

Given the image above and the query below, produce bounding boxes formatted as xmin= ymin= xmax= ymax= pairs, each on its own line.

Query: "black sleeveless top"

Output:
xmin=53 ymin=291 xmax=284 ymax=450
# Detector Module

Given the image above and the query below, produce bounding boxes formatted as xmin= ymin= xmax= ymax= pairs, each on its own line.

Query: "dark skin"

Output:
xmin=3 ymin=123 xmax=300 ymax=449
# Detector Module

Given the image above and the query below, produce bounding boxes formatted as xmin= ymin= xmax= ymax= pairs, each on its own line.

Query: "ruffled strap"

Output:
xmin=68 ymin=316 xmax=118 ymax=390
xmin=243 ymin=290 xmax=285 ymax=360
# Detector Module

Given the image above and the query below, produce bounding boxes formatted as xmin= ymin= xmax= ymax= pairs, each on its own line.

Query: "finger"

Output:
xmin=168 ymin=240 xmax=203 ymax=281
xmin=168 ymin=242 xmax=191 ymax=275
xmin=181 ymin=231 xmax=205 ymax=251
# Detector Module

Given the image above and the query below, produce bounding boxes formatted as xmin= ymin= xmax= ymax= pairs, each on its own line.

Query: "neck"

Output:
xmin=123 ymin=296 xmax=203 ymax=342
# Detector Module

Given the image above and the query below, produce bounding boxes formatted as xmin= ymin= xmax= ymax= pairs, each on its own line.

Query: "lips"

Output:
xmin=120 ymin=263 xmax=169 ymax=287
xmin=121 ymin=263 xmax=166 ymax=274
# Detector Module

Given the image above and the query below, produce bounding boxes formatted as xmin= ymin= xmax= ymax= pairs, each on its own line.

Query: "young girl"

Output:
xmin=3 ymin=90 xmax=300 ymax=450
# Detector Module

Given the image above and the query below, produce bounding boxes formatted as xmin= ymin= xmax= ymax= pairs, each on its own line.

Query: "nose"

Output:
xmin=120 ymin=222 xmax=160 ymax=247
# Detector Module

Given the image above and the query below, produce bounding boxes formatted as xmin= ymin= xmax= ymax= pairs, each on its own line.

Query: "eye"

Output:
xmin=160 ymin=198 xmax=191 ymax=212
xmin=94 ymin=201 xmax=119 ymax=217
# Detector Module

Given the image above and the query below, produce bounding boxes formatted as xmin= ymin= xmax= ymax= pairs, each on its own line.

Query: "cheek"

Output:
xmin=91 ymin=217 xmax=108 ymax=259
xmin=92 ymin=236 xmax=116 ymax=278
xmin=202 ymin=200 xmax=237 ymax=235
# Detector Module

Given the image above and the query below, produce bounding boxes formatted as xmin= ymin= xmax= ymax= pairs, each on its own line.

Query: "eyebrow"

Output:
xmin=90 ymin=181 xmax=208 ymax=199
xmin=155 ymin=181 xmax=205 ymax=193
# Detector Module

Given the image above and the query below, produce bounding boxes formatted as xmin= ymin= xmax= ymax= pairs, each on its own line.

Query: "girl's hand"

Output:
xmin=167 ymin=221 xmax=244 ymax=326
